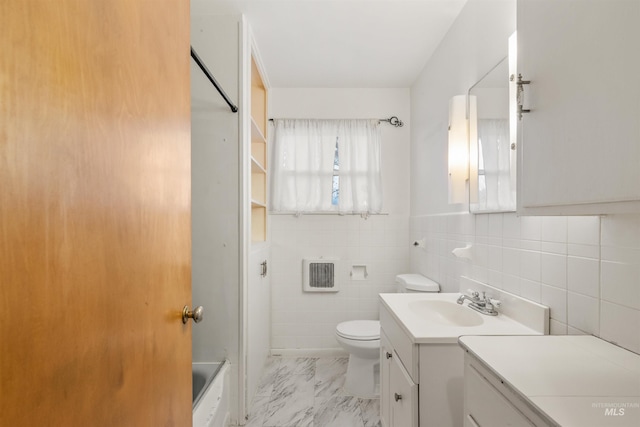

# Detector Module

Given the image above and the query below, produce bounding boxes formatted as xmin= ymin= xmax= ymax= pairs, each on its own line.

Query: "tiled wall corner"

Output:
xmin=410 ymin=212 xmax=640 ymax=354
xmin=599 ymin=214 xmax=640 ymax=353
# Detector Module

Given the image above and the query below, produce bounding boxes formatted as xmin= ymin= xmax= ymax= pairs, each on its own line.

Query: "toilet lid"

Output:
xmin=396 ymin=274 xmax=440 ymax=292
xmin=336 ymin=320 xmax=380 ymax=341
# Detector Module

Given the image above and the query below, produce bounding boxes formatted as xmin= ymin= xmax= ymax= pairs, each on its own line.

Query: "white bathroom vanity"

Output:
xmin=378 ymin=277 xmax=549 ymax=427
xmin=459 ymin=335 xmax=640 ymax=427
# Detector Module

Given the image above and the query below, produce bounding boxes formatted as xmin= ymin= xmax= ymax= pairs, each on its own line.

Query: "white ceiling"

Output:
xmin=193 ymin=0 xmax=468 ymax=88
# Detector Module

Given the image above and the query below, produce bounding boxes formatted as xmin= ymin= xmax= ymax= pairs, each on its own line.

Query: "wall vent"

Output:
xmin=303 ymin=258 xmax=339 ymax=293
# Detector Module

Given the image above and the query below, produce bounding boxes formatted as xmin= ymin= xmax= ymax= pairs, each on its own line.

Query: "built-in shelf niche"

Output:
xmin=250 ymin=55 xmax=267 ymax=243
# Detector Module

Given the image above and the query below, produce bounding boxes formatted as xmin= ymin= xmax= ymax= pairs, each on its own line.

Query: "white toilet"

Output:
xmin=335 ymin=274 xmax=440 ymax=397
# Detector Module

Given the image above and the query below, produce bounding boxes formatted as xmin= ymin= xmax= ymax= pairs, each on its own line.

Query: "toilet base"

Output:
xmin=344 ymin=354 xmax=380 ymax=398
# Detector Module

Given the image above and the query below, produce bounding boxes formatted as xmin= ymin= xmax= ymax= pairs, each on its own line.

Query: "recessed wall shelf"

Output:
xmin=250 ymin=55 xmax=268 ymax=243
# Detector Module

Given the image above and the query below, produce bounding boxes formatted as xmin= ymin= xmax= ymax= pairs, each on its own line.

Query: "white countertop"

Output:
xmin=379 ymin=293 xmax=543 ymax=344
xmin=459 ymin=335 xmax=640 ymax=426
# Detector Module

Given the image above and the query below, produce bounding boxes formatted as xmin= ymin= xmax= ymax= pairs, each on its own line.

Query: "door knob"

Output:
xmin=386 ymin=352 xmax=393 ymax=359
xmin=182 ymin=305 xmax=204 ymax=324
xmin=394 ymin=393 xmax=402 ymax=402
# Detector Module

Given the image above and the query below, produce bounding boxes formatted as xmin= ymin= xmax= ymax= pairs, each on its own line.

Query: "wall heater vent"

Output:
xmin=303 ymin=258 xmax=339 ymax=293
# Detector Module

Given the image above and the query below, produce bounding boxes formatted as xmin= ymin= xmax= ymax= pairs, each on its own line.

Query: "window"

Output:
xmin=271 ymin=119 xmax=382 ymax=214
xmin=332 ymin=139 xmax=339 ymax=206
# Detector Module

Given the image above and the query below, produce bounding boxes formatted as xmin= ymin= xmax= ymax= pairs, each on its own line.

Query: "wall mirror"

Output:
xmin=468 ymin=50 xmax=517 ymax=213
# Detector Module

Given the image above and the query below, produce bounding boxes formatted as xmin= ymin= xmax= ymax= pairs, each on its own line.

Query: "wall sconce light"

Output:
xmin=448 ymin=95 xmax=469 ymax=204
xmin=468 ymin=95 xmax=478 ymax=204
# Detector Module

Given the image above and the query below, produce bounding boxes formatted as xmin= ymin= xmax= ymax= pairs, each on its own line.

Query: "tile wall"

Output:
xmin=411 ymin=213 xmax=640 ymax=354
xmin=270 ymin=214 xmax=410 ymax=351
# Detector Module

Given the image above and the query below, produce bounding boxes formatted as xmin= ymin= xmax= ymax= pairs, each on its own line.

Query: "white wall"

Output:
xmin=270 ymin=88 xmax=411 ymax=352
xmin=190 ymin=13 xmax=243 ymax=423
xmin=191 ymin=13 xmax=240 ymax=366
xmin=410 ymin=0 xmax=640 ymax=354
xmin=411 ymin=0 xmax=515 ymax=217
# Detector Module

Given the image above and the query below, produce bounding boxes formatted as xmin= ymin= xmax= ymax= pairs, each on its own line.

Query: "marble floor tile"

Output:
xmin=263 ymin=387 xmax=314 ymax=427
xmin=255 ymin=357 xmax=282 ymax=397
xmin=245 ymin=395 xmax=270 ymax=427
xmin=272 ymin=372 xmax=315 ymax=397
xmin=292 ymin=357 xmax=317 ymax=376
xmin=247 ymin=356 xmax=380 ymax=427
xmin=358 ymin=398 xmax=381 ymax=427
xmin=314 ymin=396 xmax=365 ymax=427
xmin=314 ymin=358 xmax=348 ymax=397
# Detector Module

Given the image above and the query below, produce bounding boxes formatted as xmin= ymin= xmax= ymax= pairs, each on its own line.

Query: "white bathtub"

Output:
xmin=193 ymin=361 xmax=230 ymax=427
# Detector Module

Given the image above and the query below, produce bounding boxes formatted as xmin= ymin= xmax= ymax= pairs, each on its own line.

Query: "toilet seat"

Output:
xmin=336 ymin=320 xmax=380 ymax=341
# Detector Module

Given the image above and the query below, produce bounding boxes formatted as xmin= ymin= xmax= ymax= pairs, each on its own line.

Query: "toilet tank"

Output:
xmin=395 ymin=274 xmax=440 ymax=293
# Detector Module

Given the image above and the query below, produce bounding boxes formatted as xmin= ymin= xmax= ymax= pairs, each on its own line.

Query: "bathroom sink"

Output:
xmin=408 ymin=300 xmax=484 ymax=327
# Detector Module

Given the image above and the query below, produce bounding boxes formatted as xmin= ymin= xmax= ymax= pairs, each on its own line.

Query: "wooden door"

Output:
xmin=0 ymin=1 xmax=192 ymax=425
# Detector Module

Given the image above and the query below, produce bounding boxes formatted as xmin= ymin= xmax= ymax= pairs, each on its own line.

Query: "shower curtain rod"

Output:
xmin=268 ymin=116 xmax=404 ymax=127
xmin=190 ymin=46 xmax=238 ymax=113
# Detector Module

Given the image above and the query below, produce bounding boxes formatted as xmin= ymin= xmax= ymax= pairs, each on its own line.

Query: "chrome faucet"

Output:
xmin=456 ymin=290 xmax=481 ymax=305
xmin=457 ymin=290 xmax=501 ymax=316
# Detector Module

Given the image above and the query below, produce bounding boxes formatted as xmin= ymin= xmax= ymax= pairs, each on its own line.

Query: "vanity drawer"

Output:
xmin=465 ymin=361 xmax=534 ymax=427
xmin=464 ymin=354 xmax=551 ymax=427
xmin=380 ymin=304 xmax=419 ymax=382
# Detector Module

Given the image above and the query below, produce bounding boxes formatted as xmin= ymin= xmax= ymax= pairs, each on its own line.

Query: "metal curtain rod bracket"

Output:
xmin=190 ymin=46 xmax=238 ymax=113
xmin=268 ymin=116 xmax=404 ymax=127
xmin=380 ymin=116 xmax=404 ymax=127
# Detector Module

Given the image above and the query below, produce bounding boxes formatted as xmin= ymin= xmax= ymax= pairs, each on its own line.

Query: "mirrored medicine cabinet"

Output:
xmin=468 ymin=34 xmax=518 ymax=213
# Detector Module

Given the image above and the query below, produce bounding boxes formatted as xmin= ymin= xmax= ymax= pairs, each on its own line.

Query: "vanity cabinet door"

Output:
xmin=517 ymin=0 xmax=640 ymax=214
xmin=389 ymin=352 xmax=418 ymax=427
xmin=380 ymin=331 xmax=392 ymax=427
xmin=464 ymin=362 xmax=535 ymax=427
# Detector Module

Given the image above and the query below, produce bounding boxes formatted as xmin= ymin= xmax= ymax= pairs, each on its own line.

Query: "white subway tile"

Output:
xmin=601 ymin=260 xmax=640 ymax=310
xmin=567 ymin=243 xmax=600 ymax=259
xmin=520 ymin=278 xmax=542 ymax=303
xmin=600 ymin=301 xmax=640 ymax=354
xmin=502 ymin=238 xmax=520 ymax=250
xmin=475 ymin=214 xmax=489 ymax=237
xmin=502 ymin=248 xmax=520 ymax=277
xmin=567 ymin=292 xmax=599 ymax=335
xmin=541 ymin=284 xmax=567 ymax=323
xmin=474 ymin=243 xmax=489 ymax=268
xmin=567 ymin=216 xmax=601 ymax=246
xmin=520 ymin=216 xmax=542 ymax=242
xmin=488 ymin=214 xmax=503 ymax=238
xmin=459 ymin=213 xmax=476 ymax=236
xmin=520 ymin=239 xmax=542 ymax=252
xmin=502 ymin=213 xmax=520 ymax=240
xmin=271 ymin=336 xmax=288 ymax=349
xmin=488 ymin=245 xmax=503 ymax=271
xmin=471 ymin=265 xmax=489 ymax=284
xmin=540 ymin=241 xmax=568 ymax=255
xmin=601 ymin=246 xmax=640 ymax=264
xmin=601 ymin=214 xmax=640 ymax=249
xmin=520 ymin=250 xmax=541 ymax=282
xmin=567 ymin=326 xmax=588 ymax=335
xmin=541 ymin=252 xmax=567 ymax=289
xmin=273 ymin=212 xmax=640 ymax=352
xmin=567 ymin=256 xmax=600 ymax=298
xmin=541 ymin=217 xmax=568 ymax=243
xmin=501 ymin=274 xmax=521 ymax=296
xmin=549 ymin=319 xmax=568 ymax=335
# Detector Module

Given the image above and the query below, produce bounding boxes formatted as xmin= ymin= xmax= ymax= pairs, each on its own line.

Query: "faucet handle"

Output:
xmin=489 ymin=298 xmax=501 ymax=307
xmin=467 ymin=289 xmax=479 ymax=298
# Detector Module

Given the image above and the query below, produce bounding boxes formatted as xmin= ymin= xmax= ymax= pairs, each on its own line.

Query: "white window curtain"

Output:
xmin=336 ymin=119 xmax=382 ymax=214
xmin=477 ymin=119 xmax=514 ymax=210
xmin=270 ymin=119 xmax=382 ymax=214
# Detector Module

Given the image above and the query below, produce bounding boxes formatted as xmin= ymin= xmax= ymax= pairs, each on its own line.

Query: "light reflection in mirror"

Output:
xmin=469 ymin=54 xmax=516 ymax=213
